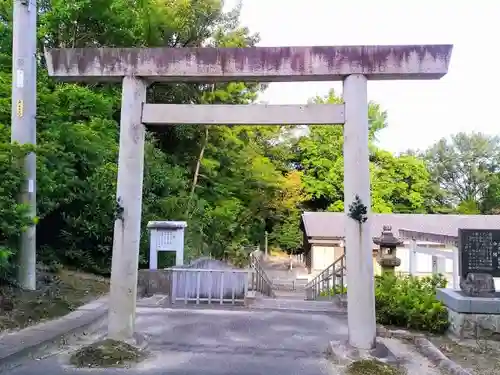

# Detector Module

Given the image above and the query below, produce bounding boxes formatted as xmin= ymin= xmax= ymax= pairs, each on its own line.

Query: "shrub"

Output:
xmin=0 ymin=246 xmax=12 ymax=280
xmin=319 ymin=285 xmax=347 ymax=296
xmin=319 ymin=273 xmax=449 ymax=334
xmin=0 ymin=137 xmax=36 ymax=280
xmin=375 ymin=273 xmax=449 ymax=334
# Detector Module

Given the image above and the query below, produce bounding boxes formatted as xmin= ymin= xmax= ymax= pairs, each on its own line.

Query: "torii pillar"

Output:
xmin=44 ymin=44 xmax=452 ymax=349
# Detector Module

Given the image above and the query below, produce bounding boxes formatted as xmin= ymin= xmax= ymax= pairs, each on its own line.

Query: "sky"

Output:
xmin=224 ymin=0 xmax=499 ymax=153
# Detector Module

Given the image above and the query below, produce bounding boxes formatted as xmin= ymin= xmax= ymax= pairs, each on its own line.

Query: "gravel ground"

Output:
xmin=1 ymin=305 xmax=464 ymax=375
xmin=2 ymin=307 xmax=348 ymax=375
xmin=429 ymin=335 xmax=500 ymax=375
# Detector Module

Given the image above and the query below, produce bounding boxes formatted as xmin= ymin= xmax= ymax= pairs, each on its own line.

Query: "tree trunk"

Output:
xmin=190 ymin=125 xmax=209 ymax=198
xmin=185 ymin=84 xmax=215 ymax=217
xmin=185 ymin=125 xmax=209 ymax=218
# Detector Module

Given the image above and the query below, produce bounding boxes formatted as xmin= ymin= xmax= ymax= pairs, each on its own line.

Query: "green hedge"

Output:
xmin=375 ymin=274 xmax=449 ymax=333
xmin=320 ymin=273 xmax=449 ymax=334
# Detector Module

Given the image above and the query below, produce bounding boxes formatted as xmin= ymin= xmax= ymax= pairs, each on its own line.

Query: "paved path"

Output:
xmin=5 ymin=306 xmax=348 ymax=375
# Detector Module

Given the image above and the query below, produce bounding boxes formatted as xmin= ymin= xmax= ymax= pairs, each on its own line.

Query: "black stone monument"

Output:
xmin=458 ymin=228 xmax=499 ymax=297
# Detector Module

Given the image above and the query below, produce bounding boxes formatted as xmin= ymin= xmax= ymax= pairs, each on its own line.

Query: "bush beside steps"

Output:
xmin=320 ymin=273 xmax=449 ymax=334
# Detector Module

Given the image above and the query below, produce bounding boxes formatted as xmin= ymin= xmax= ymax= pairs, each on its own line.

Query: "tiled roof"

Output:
xmin=301 ymin=212 xmax=500 ymax=240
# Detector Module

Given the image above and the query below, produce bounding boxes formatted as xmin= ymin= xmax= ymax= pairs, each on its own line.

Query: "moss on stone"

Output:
xmin=346 ymin=359 xmax=406 ymax=375
xmin=70 ymin=339 xmax=146 ymax=368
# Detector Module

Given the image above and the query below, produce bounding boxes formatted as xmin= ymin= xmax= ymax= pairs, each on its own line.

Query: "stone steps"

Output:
xmin=258 ymin=256 xmax=312 ymax=298
xmin=271 ymin=278 xmax=308 ymax=292
xmin=249 ymin=296 xmax=346 ymax=314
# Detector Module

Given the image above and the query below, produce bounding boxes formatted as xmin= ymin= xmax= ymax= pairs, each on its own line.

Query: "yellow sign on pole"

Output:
xmin=16 ymin=100 xmax=24 ymax=118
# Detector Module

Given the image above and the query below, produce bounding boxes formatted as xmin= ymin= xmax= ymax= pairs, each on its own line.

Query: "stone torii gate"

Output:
xmin=44 ymin=44 xmax=452 ymax=350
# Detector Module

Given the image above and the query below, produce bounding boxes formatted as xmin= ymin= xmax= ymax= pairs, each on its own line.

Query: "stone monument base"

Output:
xmin=437 ymin=288 xmax=500 ymax=340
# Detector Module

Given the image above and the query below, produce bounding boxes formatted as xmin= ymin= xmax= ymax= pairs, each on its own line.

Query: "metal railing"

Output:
xmin=169 ymin=268 xmax=251 ymax=305
xmin=249 ymin=250 xmax=276 ymax=298
xmin=305 ymin=254 xmax=346 ymax=300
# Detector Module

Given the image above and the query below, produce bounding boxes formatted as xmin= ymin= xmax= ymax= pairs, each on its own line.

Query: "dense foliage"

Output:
xmin=375 ymin=274 xmax=449 ymax=334
xmin=0 ymin=0 xmax=499 ymax=276
xmin=321 ymin=274 xmax=449 ymax=334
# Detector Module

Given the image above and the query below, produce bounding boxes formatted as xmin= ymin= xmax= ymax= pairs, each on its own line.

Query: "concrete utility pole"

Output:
xmin=11 ymin=0 xmax=37 ymax=290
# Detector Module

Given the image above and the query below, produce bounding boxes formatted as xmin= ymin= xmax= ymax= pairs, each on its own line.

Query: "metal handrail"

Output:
xmin=249 ymin=250 xmax=276 ymax=298
xmin=305 ymin=254 xmax=346 ymax=300
xmin=168 ymin=268 xmax=250 ymax=305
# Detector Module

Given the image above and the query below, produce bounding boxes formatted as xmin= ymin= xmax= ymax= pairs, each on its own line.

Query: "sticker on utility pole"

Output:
xmin=28 ymin=179 xmax=34 ymax=193
xmin=16 ymin=100 xmax=23 ymax=117
xmin=16 ymin=70 xmax=24 ymax=88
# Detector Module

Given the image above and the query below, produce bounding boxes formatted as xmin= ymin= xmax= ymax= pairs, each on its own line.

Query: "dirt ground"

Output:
xmin=0 ymin=269 xmax=109 ymax=333
xmin=429 ymin=335 xmax=500 ymax=375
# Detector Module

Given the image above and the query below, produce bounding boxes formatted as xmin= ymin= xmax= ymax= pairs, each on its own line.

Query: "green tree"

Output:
xmin=292 ymin=89 xmax=434 ymax=214
xmin=371 ymin=149 xmax=436 ymax=213
xmin=268 ymin=171 xmax=309 ymax=252
xmin=424 ymin=132 xmax=500 ymax=210
xmin=0 ymin=0 xmax=288 ymax=274
xmin=0 ymin=0 xmax=467 ymax=279
xmin=481 ymin=174 xmax=500 ymax=214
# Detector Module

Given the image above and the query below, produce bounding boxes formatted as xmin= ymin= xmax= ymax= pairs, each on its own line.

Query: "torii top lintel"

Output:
xmin=44 ymin=44 xmax=452 ymax=83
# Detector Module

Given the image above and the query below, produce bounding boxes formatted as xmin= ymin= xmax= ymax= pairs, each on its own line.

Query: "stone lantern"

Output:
xmin=373 ymin=225 xmax=403 ymax=275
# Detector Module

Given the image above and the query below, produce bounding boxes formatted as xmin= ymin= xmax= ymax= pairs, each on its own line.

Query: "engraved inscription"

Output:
xmin=464 ymin=231 xmax=493 ymax=271
xmin=459 ymin=229 xmax=500 ymax=278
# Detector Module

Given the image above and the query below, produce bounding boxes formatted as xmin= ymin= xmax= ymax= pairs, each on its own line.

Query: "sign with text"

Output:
xmin=458 ymin=229 xmax=500 ymax=278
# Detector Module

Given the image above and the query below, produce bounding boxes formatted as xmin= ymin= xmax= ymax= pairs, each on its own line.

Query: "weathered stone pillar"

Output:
xmin=108 ymin=76 xmax=147 ymax=341
xmin=343 ymin=74 xmax=376 ymax=350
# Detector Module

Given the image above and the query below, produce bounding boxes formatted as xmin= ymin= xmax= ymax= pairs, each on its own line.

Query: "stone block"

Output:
xmin=244 ymin=291 xmax=257 ymax=306
xmin=460 ymin=273 xmax=495 ymax=297
xmin=137 ymin=269 xmax=171 ymax=298
xmin=437 ymin=288 xmax=500 ymax=340
xmin=436 ymin=288 xmax=472 ymax=313
xmin=448 ymin=309 xmax=500 ymax=340
xmin=437 ymin=288 xmax=500 ymax=314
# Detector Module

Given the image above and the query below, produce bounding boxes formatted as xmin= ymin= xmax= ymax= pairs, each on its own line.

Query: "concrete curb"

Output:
xmin=326 ymin=338 xmax=400 ymax=366
xmin=0 ymin=296 xmax=109 ymax=368
xmin=377 ymin=326 xmax=474 ymax=375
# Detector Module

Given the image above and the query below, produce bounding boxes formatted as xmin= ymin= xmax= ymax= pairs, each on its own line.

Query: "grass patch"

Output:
xmin=70 ymin=339 xmax=146 ymax=368
xmin=0 ymin=268 xmax=109 ymax=332
xmin=346 ymin=359 xmax=406 ymax=375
